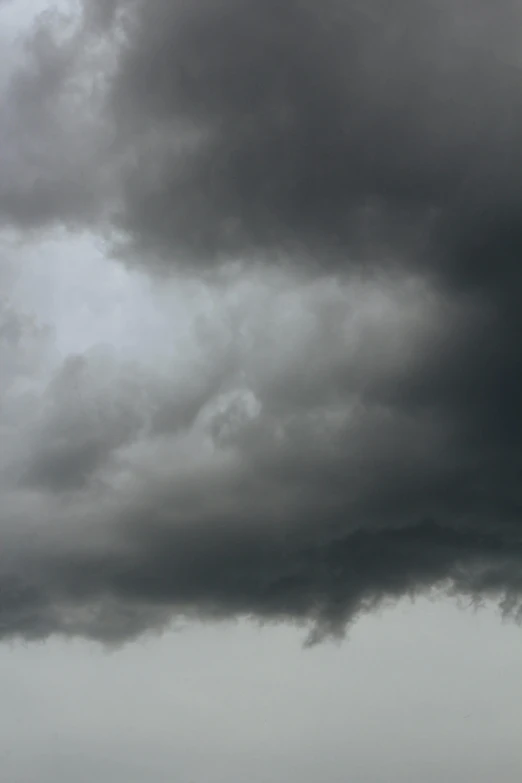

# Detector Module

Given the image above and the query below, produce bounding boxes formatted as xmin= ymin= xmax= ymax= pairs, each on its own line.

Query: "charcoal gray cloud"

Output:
xmin=4 ymin=0 xmax=522 ymax=282
xmin=0 ymin=0 xmax=521 ymax=643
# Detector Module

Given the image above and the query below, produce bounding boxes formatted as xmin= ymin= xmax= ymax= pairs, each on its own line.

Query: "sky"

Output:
xmin=0 ymin=1 xmax=521 ymax=781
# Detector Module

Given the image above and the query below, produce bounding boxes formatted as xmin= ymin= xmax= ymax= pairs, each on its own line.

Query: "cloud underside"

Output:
xmin=0 ymin=0 xmax=521 ymax=643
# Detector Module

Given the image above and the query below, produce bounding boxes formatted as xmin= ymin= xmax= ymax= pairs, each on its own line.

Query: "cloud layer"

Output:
xmin=0 ymin=0 xmax=521 ymax=643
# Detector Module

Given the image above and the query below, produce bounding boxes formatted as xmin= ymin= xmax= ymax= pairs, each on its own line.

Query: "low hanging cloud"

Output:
xmin=1 ymin=265 xmax=521 ymax=644
xmin=0 ymin=0 xmax=521 ymax=644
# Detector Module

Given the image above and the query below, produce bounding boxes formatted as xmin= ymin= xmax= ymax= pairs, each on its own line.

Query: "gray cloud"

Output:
xmin=0 ymin=6 xmax=115 ymax=233
xmin=1 ymin=265 xmax=521 ymax=644
xmin=0 ymin=1 xmax=521 ymax=644
xmin=3 ymin=1 xmax=522 ymax=282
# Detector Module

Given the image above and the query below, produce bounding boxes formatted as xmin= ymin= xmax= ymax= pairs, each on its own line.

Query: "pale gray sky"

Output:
xmin=1 ymin=598 xmax=521 ymax=783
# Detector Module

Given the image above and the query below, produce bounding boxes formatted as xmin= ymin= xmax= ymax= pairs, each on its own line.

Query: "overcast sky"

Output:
xmin=1 ymin=1 xmax=521 ymax=781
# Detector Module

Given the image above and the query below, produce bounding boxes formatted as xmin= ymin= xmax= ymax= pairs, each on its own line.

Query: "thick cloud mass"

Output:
xmin=0 ymin=1 xmax=521 ymax=643
xmin=4 ymin=0 xmax=522 ymax=280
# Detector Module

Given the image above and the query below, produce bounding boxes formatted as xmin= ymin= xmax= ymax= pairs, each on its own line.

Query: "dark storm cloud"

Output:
xmin=0 ymin=1 xmax=521 ymax=643
xmin=96 ymin=0 xmax=522 ymax=287
xmin=2 ymin=0 xmax=522 ymax=281
xmin=1 ymin=268 xmax=521 ymax=643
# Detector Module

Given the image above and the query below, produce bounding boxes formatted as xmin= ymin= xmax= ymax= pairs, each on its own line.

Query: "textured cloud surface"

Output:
xmin=0 ymin=0 xmax=521 ymax=643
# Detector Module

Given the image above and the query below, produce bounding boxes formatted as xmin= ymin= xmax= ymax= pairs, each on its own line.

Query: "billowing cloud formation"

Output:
xmin=0 ymin=1 xmax=521 ymax=643
xmin=3 ymin=0 xmax=522 ymax=281
xmin=1 ymin=263 xmax=521 ymax=643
